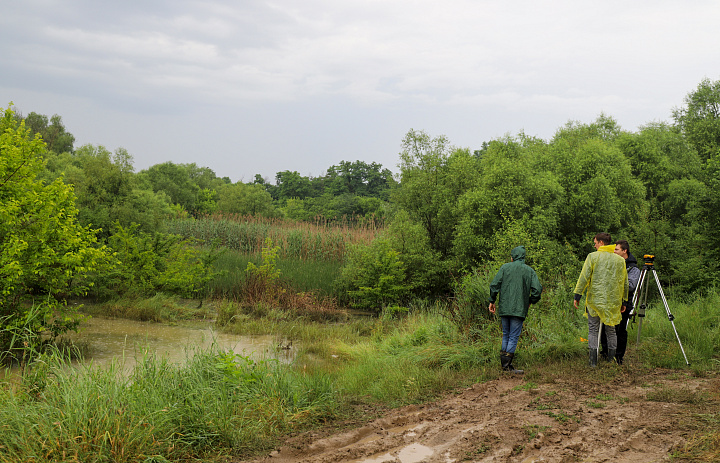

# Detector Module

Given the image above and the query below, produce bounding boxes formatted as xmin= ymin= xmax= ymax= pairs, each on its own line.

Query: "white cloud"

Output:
xmin=2 ymin=0 xmax=719 ymax=179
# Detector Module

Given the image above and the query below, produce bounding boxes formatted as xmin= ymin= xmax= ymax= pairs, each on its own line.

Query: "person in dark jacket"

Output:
xmin=488 ymin=246 xmax=543 ymax=373
xmin=600 ymin=239 xmax=641 ymax=364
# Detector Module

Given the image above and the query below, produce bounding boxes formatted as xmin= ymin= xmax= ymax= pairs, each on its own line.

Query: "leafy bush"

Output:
xmin=90 ymin=223 xmax=221 ymax=300
xmin=337 ymin=238 xmax=412 ymax=312
xmin=1 ymin=105 xmax=110 ymax=354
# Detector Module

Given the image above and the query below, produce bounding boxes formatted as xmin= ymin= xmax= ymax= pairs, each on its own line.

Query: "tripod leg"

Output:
xmin=635 ymin=268 xmax=649 ymax=344
xmin=651 ymin=270 xmax=690 ymax=366
xmin=631 ymin=267 xmax=645 ymax=311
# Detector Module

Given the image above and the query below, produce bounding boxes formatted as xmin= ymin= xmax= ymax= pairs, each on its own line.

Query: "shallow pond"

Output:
xmin=66 ymin=316 xmax=293 ymax=371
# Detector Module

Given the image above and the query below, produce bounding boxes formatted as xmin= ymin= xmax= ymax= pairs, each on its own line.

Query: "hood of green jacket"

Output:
xmin=511 ymin=246 xmax=526 ymax=261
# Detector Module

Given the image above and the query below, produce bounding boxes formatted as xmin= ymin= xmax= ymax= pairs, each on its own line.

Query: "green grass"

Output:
xmin=630 ymin=290 xmax=720 ymax=368
xmin=544 ymin=410 xmax=580 ymax=423
xmin=0 ymin=347 xmax=337 ymax=462
xmin=4 ymin=288 xmax=719 ymax=462
xmin=276 ymin=258 xmax=344 ymax=296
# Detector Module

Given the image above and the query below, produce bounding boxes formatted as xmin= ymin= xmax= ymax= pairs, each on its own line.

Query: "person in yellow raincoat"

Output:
xmin=573 ymin=233 xmax=629 ymax=367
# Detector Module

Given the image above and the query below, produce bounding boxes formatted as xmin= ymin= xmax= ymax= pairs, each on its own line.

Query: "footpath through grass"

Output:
xmin=1 ymin=291 xmax=718 ymax=462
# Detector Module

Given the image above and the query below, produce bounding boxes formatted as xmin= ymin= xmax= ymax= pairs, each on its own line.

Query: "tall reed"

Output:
xmin=165 ymin=214 xmax=381 ymax=262
xmin=206 ymin=247 xmax=344 ymax=299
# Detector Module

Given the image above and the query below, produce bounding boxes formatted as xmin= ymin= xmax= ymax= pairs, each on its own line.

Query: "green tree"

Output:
xmin=325 ymin=160 xmax=395 ymax=199
xmin=217 ymin=182 xmax=276 ymax=217
xmin=184 ymin=163 xmax=228 ymax=191
xmin=98 ymin=224 xmax=219 ymax=300
xmin=337 ymin=238 xmax=411 ymax=311
xmin=41 ymin=144 xmax=174 ymax=236
xmin=384 ymin=210 xmax=447 ymax=297
xmin=281 ymin=198 xmax=312 ymax=221
xmin=274 ymin=170 xmax=312 ymax=202
xmin=68 ymin=145 xmax=136 ymax=236
xmin=671 ymin=78 xmax=720 ymax=285
xmin=453 ymin=135 xmax=563 ymax=268
xmin=615 ymin=122 xmax=707 ymax=288
xmin=392 ymin=129 xmax=479 ymax=258
xmin=673 ymin=77 xmax=720 ymax=161
xmin=545 ymin=116 xmax=645 ymax=252
xmin=22 ymin=111 xmax=75 ymax=154
xmin=139 ymin=162 xmax=200 ymax=213
xmin=699 ymin=156 xmax=720 ymax=281
xmin=0 ymin=105 xmax=110 ymax=352
xmin=196 ymin=188 xmax=219 ymax=215
xmin=617 ymin=122 xmax=702 ymax=203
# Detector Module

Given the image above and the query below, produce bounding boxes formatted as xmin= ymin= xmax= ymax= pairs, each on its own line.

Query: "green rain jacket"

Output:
xmin=489 ymin=246 xmax=543 ymax=319
xmin=573 ymin=244 xmax=629 ymax=325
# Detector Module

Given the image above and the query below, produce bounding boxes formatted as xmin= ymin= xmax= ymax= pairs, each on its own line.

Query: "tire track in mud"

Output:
xmin=241 ymin=371 xmax=716 ymax=463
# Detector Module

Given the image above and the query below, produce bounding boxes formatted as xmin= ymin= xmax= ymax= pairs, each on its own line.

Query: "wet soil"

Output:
xmin=238 ymin=363 xmax=719 ymax=463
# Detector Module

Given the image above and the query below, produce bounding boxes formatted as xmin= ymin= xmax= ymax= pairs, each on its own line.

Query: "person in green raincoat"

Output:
xmin=573 ymin=233 xmax=629 ymax=367
xmin=489 ymin=246 xmax=543 ymax=373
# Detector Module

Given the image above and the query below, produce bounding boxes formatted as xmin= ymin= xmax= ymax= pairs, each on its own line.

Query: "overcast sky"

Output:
xmin=2 ymin=1 xmax=718 ymax=182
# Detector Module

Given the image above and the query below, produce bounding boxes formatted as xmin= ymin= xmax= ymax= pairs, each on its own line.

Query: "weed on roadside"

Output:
xmin=513 ymin=382 xmax=538 ymax=391
xmin=463 ymin=444 xmax=491 ymax=460
xmin=646 ymin=385 xmax=707 ymax=404
xmin=523 ymin=424 xmax=550 ymax=441
xmin=544 ymin=411 xmax=580 ymax=423
xmin=528 ymin=397 xmax=559 ymax=410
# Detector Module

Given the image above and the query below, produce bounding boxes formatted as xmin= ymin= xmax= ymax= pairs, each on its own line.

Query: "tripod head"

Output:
xmin=642 ymin=254 xmax=655 ymax=269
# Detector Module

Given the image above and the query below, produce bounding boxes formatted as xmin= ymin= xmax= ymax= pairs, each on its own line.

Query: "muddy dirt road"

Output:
xmin=240 ymin=366 xmax=718 ymax=463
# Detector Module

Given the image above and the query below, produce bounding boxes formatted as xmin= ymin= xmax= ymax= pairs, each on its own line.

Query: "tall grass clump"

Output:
xmin=0 ymin=346 xmax=338 ymax=462
xmin=84 ymin=293 xmax=215 ymax=322
xmin=449 ymin=265 xmax=497 ymax=339
xmin=276 ymin=258 xmax=344 ymax=296
xmin=632 ymin=287 xmax=720 ymax=369
xmin=329 ymin=311 xmax=492 ymax=406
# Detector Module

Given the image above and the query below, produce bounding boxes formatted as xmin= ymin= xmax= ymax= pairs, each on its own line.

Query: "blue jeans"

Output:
xmin=501 ymin=316 xmax=525 ymax=354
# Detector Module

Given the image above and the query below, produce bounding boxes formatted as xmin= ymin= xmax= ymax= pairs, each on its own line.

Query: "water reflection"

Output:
xmin=62 ymin=316 xmax=292 ymax=373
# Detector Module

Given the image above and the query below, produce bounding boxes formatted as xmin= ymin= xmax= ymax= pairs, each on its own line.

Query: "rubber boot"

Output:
xmin=589 ymin=348 xmax=598 ymax=367
xmin=608 ymin=348 xmax=616 ymax=364
xmin=504 ymin=352 xmax=524 ymax=374
xmin=500 ymin=352 xmax=511 ymax=371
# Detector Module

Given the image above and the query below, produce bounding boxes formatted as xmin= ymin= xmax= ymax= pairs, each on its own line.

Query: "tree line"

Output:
xmin=2 ymin=77 xmax=719 ymax=347
xmin=335 ymin=79 xmax=720 ymax=307
xmin=26 ymin=110 xmax=395 ymax=237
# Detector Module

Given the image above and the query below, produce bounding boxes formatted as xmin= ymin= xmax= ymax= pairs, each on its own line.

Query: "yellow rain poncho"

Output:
xmin=574 ymin=244 xmax=629 ymax=325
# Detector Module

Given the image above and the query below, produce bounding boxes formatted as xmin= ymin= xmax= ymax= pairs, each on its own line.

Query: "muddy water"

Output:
xmin=62 ymin=316 xmax=292 ymax=373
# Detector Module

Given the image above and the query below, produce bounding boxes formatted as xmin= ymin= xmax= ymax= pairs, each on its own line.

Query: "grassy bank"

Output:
xmin=2 ymin=290 xmax=718 ymax=462
xmin=0 ymin=348 xmax=336 ymax=463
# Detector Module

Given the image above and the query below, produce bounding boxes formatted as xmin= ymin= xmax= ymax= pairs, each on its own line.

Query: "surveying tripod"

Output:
xmin=630 ymin=254 xmax=690 ymax=365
